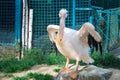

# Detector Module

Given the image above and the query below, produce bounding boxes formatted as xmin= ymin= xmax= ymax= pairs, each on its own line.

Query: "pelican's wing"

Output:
xmin=47 ymin=25 xmax=59 ymax=42
xmin=47 ymin=25 xmax=59 ymax=31
xmin=47 ymin=25 xmax=59 ymax=55
xmin=78 ymin=22 xmax=102 ymax=54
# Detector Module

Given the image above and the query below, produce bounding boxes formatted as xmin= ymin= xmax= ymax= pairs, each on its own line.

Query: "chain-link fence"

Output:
xmin=0 ymin=0 xmax=120 ymax=54
xmin=0 ymin=0 xmax=15 ymax=46
xmin=92 ymin=8 xmax=120 ymax=52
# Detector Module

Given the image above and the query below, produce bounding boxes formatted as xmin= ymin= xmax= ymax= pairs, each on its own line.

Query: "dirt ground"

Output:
xmin=0 ymin=47 xmax=120 ymax=80
xmin=0 ymin=64 xmax=120 ymax=80
xmin=0 ymin=64 xmax=61 ymax=80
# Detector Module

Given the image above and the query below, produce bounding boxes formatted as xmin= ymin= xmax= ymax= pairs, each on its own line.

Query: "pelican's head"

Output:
xmin=59 ymin=9 xmax=68 ymax=18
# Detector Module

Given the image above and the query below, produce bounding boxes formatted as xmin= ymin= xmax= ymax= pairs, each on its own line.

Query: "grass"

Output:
xmin=13 ymin=76 xmax=28 ymax=80
xmin=0 ymin=56 xmax=40 ymax=73
xmin=13 ymin=73 xmax=54 ymax=80
xmin=54 ymin=68 xmax=61 ymax=72
xmin=3 ymin=73 xmax=14 ymax=78
xmin=92 ymin=53 xmax=120 ymax=69
xmin=0 ymin=49 xmax=120 ymax=80
xmin=0 ymin=49 xmax=65 ymax=73
xmin=0 ymin=49 xmax=120 ymax=73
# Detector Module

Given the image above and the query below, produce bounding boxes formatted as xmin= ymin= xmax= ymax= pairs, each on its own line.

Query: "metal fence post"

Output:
xmin=15 ymin=0 xmax=22 ymax=59
xmin=72 ymin=0 xmax=75 ymax=29
xmin=105 ymin=13 xmax=110 ymax=53
xmin=89 ymin=16 xmax=93 ymax=23
xmin=15 ymin=0 xmax=22 ymax=42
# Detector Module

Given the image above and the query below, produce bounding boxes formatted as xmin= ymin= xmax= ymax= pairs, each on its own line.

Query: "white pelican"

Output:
xmin=47 ymin=9 xmax=102 ymax=71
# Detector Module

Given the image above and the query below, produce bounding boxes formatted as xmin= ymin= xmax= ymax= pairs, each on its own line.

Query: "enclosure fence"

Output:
xmin=0 ymin=0 xmax=120 ymax=53
xmin=0 ymin=0 xmax=15 ymax=46
xmin=25 ymin=0 xmax=120 ymax=53
xmin=0 ymin=0 xmax=21 ymax=46
xmin=94 ymin=9 xmax=120 ymax=52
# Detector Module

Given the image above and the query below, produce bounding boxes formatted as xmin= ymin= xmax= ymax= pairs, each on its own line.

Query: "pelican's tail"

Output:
xmin=81 ymin=54 xmax=94 ymax=64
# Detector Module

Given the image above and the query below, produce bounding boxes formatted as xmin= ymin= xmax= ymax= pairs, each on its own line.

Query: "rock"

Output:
xmin=55 ymin=65 xmax=112 ymax=80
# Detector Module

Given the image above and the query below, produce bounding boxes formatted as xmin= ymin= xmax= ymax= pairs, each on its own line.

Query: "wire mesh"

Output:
xmin=94 ymin=9 xmax=120 ymax=52
xmin=0 ymin=0 xmax=119 ymax=53
xmin=0 ymin=0 xmax=15 ymax=46
xmin=28 ymin=0 xmax=73 ymax=53
xmin=75 ymin=0 xmax=92 ymax=29
xmin=27 ymin=0 xmax=99 ymax=53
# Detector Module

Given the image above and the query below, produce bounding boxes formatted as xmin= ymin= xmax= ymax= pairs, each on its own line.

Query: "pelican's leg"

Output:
xmin=60 ymin=57 xmax=70 ymax=72
xmin=75 ymin=60 xmax=79 ymax=71
xmin=65 ymin=57 xmax=70 ymax=68
xmin=69 ymin=60 xmax=79 ymax=79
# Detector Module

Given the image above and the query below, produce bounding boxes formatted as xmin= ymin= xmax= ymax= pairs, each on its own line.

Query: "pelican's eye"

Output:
xmin=55 ymin=31 xmax=58 ymax=34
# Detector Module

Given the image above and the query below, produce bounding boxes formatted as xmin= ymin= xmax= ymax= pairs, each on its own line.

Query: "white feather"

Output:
xmin=47 ymin=9 xmax=102 ymax=66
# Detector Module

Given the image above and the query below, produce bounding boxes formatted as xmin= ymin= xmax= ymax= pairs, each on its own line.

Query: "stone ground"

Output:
xmin=109 ymin=47 xmax=120 ymax=80
xmin=109 ymin=68 xmax=120 ymax=80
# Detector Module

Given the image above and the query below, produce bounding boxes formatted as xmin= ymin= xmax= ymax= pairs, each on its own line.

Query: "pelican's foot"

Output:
xmin=78 ymin=65 xmax=88 ymax=71
xmin=60 ymin=67 xmax=70 ymax=72
xmin=69 ymin=70 xmax=78 ymax=79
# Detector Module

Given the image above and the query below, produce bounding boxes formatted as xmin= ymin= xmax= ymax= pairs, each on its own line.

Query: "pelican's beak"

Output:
xmin=59 ymin=33 xmax=63 ymax=41
xmin=52 ymin=42 xmax=58 ymax=55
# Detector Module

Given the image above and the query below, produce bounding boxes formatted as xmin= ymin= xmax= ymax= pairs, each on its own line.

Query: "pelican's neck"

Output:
xmin=60 ymin=17 xmax=65 ymax=26
xmin=58 ymin=17 xmax=65 ymax=41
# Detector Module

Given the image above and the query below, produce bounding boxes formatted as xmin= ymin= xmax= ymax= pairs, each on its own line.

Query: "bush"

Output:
xmin=92 ymin=53 xmax=120 ymax=69
xmin=13 ymin=77 xmax=28 ymax=80
xmin=54 ymin=68 xmax=61 ymax=72
xmin=13 ymin=73 xmax=54 ymax=80
xmin=45 ymin=53 xmax=65 ymax=65
xmin=0 ymin=49 xmax=65 ymax=73
xmin=1 ymin=48 xmax=120 ymax=73
xmin=0 ymin=55 xmax=41 ymax=73
xmin=0 ymin=58 xmax=20 ymax=72
xmin=27 ymin=73 xmax=54 ymax=80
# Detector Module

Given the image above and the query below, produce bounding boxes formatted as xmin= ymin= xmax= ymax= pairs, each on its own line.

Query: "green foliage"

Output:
xmin=92 ymin=53 xmax=120 ymax=69
xmin=45 ymin=53 xmax=65 ymax=65
xmin=0 ymin=50 xmax=40 ymax=73
xmin=0 ymin=53 xmax=16 ymax=60
xmin=13 ymin=73 xmax=54 ymax=80
xmin=54 ymin=68 xmax=61 ymax=72
xmin=24 ymin=49 xmax=66 ymax=65
xmin=0 ymin=56 xmax=40 ymax=73
xmin=19 ymin=57 xmax=38 ymax=71
xmin=1 ymin=48 xmax=120 ymax=73
xmin=27 ymin=73 xmax=53 ymax=80
xmin=3 ymin=73 xmax=14 ymax=78
xmin=13 ymin=76 xmax=28 ymax=80
xmin=0 ymin=58 xmax=20 ymax=72
xmin=0 ymin=49 xmax=65 ymax=73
